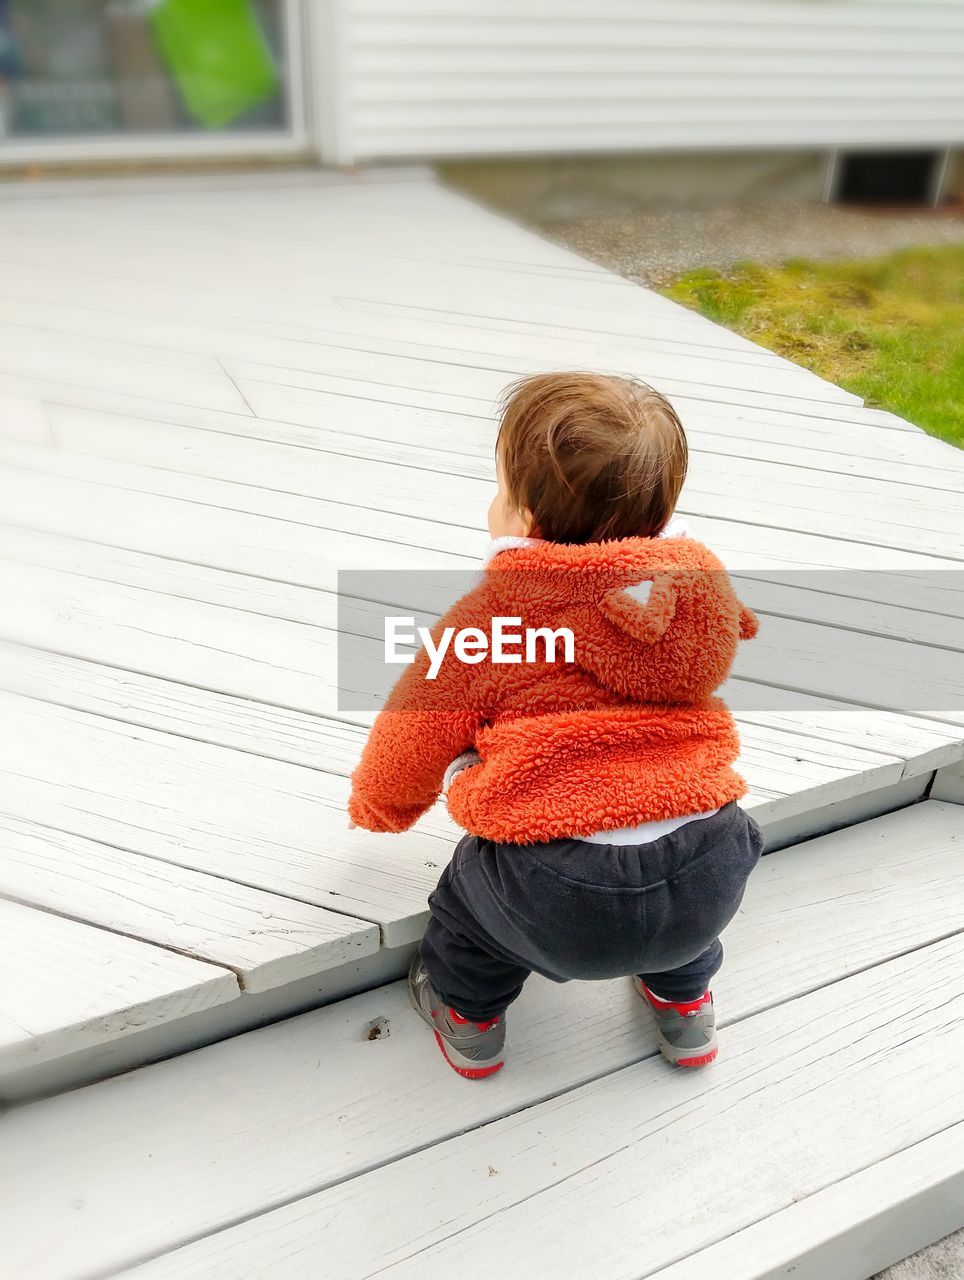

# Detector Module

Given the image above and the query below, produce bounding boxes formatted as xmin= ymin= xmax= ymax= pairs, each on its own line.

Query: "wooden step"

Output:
xmin=3 ymin=800 xmax=963 ymax=1280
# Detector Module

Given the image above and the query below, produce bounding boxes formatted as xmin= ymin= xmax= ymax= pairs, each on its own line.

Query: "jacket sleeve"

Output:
xmin=348 ymin=586 xmax=491 ymax=833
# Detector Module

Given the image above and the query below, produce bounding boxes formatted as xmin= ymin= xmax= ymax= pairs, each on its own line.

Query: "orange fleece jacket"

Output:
xmin=348 ymin=535 xmax=758 ymax=844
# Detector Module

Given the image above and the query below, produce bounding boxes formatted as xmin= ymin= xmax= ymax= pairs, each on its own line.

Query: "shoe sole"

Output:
xmin=632 ymin=978 xmax=718 ymax=1069
xmin=673 ymin=1047 xmax=718 ymax=1068
xmin=433 ymin=1031 xmax=504 ymax=1079
xmin=408 ymin=974 xmax=504 ymax=1080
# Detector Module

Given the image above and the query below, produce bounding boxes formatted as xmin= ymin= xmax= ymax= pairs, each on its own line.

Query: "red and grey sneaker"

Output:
xmin=408 ymin=953 xmax=505 ymax=1079
xmin=633 ymin=977 xmax=718 ymax=1068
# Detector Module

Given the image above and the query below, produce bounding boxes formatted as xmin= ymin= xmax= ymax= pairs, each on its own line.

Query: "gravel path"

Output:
xmin=875 ymin=1232 xmax=964 ymax=1280
xmin=536 ymin=201 xmax=964 ymax=285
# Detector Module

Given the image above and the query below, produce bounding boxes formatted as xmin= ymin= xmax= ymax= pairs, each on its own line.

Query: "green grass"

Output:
xmin=661 ymin=245 xmax=964 ymax=447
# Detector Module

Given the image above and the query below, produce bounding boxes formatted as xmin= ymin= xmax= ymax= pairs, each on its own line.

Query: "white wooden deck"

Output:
xmin=1 ymin=167 xmax=963 ymax=1116
xmin=4 ymin=800 xmax=964 ymax=1279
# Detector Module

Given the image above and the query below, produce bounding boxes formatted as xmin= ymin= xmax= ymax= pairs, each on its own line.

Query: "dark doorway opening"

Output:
xmin=836 ymin=151 xmax=942 ymax=206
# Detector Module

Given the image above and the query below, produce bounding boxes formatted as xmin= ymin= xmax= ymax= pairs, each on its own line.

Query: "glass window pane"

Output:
xmin=0 ymin=0 xmax=292 ymax=139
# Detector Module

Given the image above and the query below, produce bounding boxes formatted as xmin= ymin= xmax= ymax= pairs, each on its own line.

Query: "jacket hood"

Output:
xmin=485 ymin=533 xmax=757 ymax=704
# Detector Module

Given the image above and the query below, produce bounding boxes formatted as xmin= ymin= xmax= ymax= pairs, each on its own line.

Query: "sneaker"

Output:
xmin=633 ymin=977 xmax=718 ymax=1068
xmin=408 ymin=953 xmax=505 ymax=1079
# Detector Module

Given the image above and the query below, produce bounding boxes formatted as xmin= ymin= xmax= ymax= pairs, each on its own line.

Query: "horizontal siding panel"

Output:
xmin=352 ymin=77 xmax=964 ymax=105
xmin=352 ymin=0 xmax=964 ymax=29
xmin=356 ymin=103 xmax=964 ymax=129
xmin=352 ymin=22 xmax=964 ymax=52
xmin=352 ymin=51 xmax=964 ymax=77
xmin=345 ymin=1 xmax=964 ymax=159
xmin=353 ymin=122 xmax=964 ymax=157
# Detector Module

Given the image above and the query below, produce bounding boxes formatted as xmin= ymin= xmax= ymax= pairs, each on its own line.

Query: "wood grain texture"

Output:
xmin=653 ymin=1122 xmax=964 ymax=1280
xmin=1 ymin=170 xmax=963 ymax=1099
xmin=0 ymin=814 xmax=379 ymax=994
xmin=122 ymin=935 xmax=964 ymax=1280
xmin=0 ymin=692 xmax=456 ymax=940
xmin=0 ymin=898 xmax=238 ymax=1080
xmin=3 ymin=801 xmax=963 ymax=1280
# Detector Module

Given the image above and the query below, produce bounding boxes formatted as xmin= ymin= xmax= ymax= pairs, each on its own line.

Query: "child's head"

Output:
xmin=489 ymin=372 xmax=688 ymax=544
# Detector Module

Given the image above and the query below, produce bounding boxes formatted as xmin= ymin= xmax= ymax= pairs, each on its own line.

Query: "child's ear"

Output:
xmin=600 ymin=574 xmax=676 ymax=645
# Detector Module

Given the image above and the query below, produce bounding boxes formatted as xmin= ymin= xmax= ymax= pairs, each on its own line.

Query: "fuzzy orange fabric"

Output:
xmin=349 ymin=535 xmax=758 ymax=844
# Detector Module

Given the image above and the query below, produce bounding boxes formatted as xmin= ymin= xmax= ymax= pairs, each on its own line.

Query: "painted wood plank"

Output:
xmin=932 ymin=758 xmax=964 ymax=804
xmin=46 ymin=399 xmax=497 ymax=494
xmin=0 ymin=640 xmax=920 ymax=790
xmin=6 ymin=642 xmax=958 ymax=806
xmin=2 ymin=801 xmax=962 ymax=1280
xmin=115 ymin=934 xmax=964 ymax=1280
xmin=0 ymin=692 xmax=454 ymax=941
xmin=0 ymin=392 xmax=51 ymax=445
xmin=684 ymin=452 xmax=964 ymax=554
xmin=692 ymin=425 xmax=964 ymax=494
xmin=0 ymin=897 xmax=238 ymax=1082
xmin=0 ymin=229 xmax=852 ymax=399
xmin=742 ymin=566 xmax=964 ymax=625
xmin=338 ymin=298 xmax=864 ymax=407
xmin=729 ymin=612 xmax=964 ymax=727
xmin=4 ymin=516 xmax=960 ymax=677
xmin=0 ymin=681 xmax=911 ymax=946
xmin=0 ymin=525 xmax=333 ymax=626
xmin=0 ymin=558 xmax=351 ymax=718
xmin=0 ymin=296 xmax=784 ymax=405
xmin=0 ymin=634 xmax=911 ymax=842
xmin=13 ymin=492 xmax=939 ymax=737
xmin=0 ymin=251 xmax=773 ymax=364
xmin=0 ymin=319 xmax=221 ymax=375
xmin=738 ymin=576 xmax=964 ymax=651
xmin=0 ymin=457 xmax=482 ymax=590
xmin=37 ymin=398 xmax=964 ymax=573
xmin=0 ymin=220 xmax=774 ymax=335
xmin=652 ymin=1122 xmax=964 ymax=1280
xmin=3 ymin=527 xmax=957 ymax=780
xmin=0 ymin=642 xmax=361 ymax=770
xmin=0 ymin=275 xmax=769 ymax=389
xmin=0 ymin=333 xmax=247 ymax=413
xmin=5 ymin=487 xmax=960 ymax=750
xmin=224 ymin=323 xmax=843 ymax=404
xmin=731 ymin=684 xmax=964 ymax=777
xmin=0 ymin=814 xmax=379 ymax=994
xmin=7 ymin=418 xmax=964 ymax=574
xmin=41 ymin=370 xmax=963 ymax=502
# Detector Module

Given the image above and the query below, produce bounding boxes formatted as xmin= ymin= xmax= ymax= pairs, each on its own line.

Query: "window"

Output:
xmin=0 ymin=0 xmax=295 ymax=142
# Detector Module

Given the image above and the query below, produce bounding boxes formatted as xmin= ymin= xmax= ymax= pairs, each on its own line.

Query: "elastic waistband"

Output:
xmin=580 ymin=807 xmax=720 ymax=847
xmin=518 ymin=802 xmax=749 ymax=891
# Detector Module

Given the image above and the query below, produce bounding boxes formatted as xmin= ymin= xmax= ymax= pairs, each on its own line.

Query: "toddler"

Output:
xmin=349 ymin=372 xmax=762 ymax=1078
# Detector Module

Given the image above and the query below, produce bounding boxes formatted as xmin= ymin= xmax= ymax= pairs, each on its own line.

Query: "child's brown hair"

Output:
xmin=497 ymin=372 xmax=688 ymax=544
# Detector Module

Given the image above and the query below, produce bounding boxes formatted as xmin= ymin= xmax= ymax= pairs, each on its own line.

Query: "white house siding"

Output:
xmin=341 ymin=0 xmax=964 ymax=161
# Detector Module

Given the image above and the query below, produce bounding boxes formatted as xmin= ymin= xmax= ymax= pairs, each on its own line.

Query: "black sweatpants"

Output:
xmin=420 ymin=801 xmax=763 ymax=1022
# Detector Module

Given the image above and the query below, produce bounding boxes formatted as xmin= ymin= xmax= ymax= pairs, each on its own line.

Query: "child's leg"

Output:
xmin=638 ymin=938 xmax=723 ymax=1003
xmin=420 ymin=913 xmax=530 ymax=1023
xmin=634 ymin=941 xmax=722 ymax=1068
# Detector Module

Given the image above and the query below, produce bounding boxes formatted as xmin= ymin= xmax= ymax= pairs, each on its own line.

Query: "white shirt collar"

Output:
xmin=481 ymin=535 xmax=541 ymax=567
xmin=482 ymin=516 xmax=688 ymax=567
xmin=659 ymin=515 xmax=689 ymax=539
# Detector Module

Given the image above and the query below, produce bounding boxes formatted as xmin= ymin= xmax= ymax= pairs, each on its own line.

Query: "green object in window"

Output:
xmin=149 ymin=0 xmax=278 ymax=129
